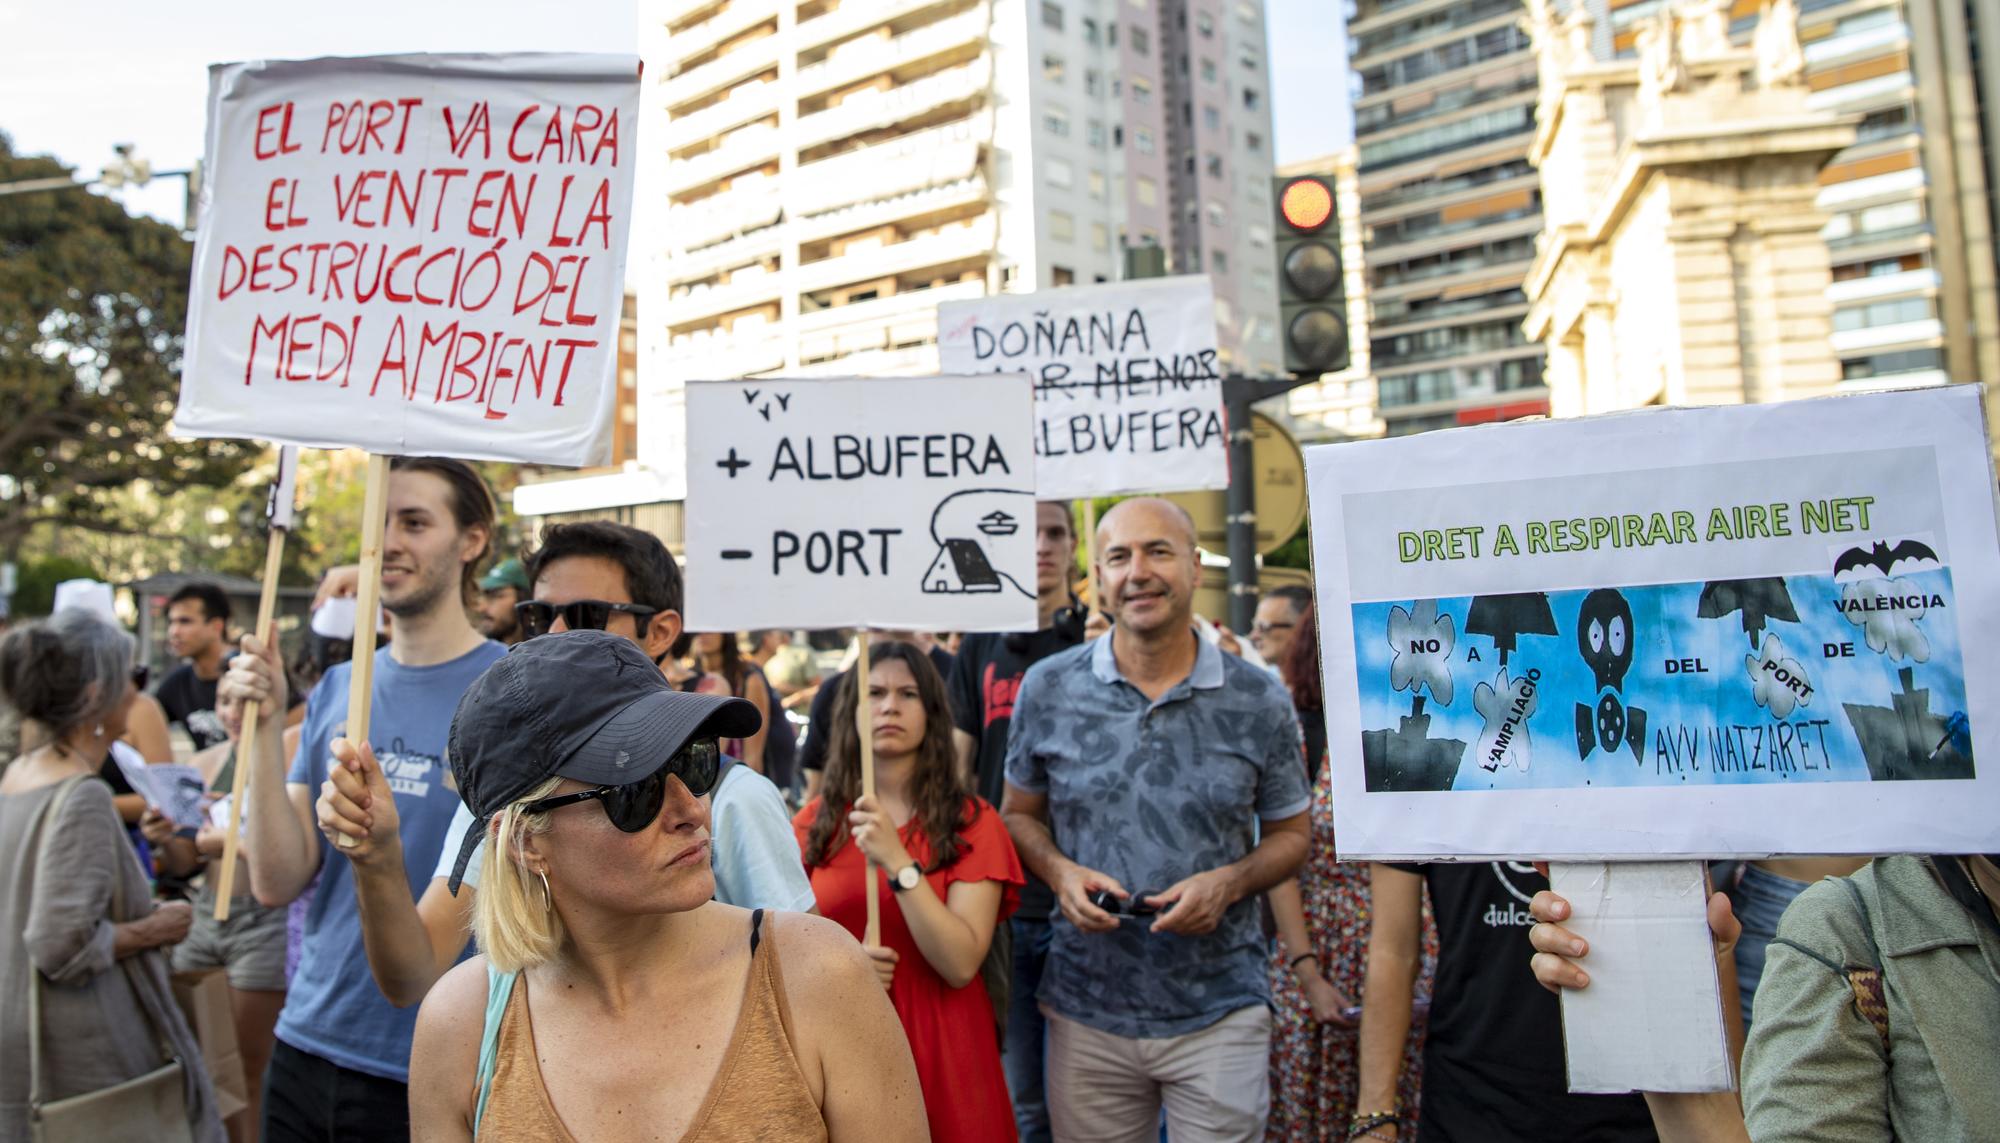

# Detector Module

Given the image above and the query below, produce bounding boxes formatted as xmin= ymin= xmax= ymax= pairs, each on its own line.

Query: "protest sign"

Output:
xmin=936 ymin=277 xmax=1225 ymax=500
xmin=174 ymin=52 xmax=638 ymax=465
xmin=1308 ymin=384 xmax=2000 ymax=859
xmin=684 ymin=376 xmax=1039 ymax=633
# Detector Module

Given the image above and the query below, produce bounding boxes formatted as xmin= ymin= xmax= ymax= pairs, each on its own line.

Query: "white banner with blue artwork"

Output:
xmin=1308 ymin=385 xmax=2000 ymax=859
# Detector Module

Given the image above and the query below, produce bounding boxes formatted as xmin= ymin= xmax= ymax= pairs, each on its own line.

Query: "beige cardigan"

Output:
xmin=0 ymin=777 xmax=223 ymax=1143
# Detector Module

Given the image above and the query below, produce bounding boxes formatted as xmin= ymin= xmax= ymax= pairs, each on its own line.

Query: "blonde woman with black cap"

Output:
xmin=408 ymin=631 xmax=927 ymax=1142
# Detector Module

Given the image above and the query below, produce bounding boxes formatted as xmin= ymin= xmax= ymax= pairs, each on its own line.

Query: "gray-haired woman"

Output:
xmin=0 ymin=610 xmax=223 ymax=1143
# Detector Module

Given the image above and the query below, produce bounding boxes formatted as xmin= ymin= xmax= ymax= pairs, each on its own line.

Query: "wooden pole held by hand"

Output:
xmin=857 ymin=630 xmax=879 ymax=948
xmin=212 ymin=526 xmax=286 ymax=921
xmin=336 ymin=453 xmax=391 ymax=851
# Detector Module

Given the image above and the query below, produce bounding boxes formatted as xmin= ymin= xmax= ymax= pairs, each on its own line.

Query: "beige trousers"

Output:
xmin=1043 ymin=1003 xmax=1272 ymax=1143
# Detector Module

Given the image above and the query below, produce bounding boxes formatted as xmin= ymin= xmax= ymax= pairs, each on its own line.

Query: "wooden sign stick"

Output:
xmin=856 ymin=630 xmax=879 ymax=948
xmin=212 ymin=523 xmax=286 ymax=921
xmin=335 ymin=453 xmax=391 ymax=850
xmin=1082 ymin=499 xmax=1101 ymax=619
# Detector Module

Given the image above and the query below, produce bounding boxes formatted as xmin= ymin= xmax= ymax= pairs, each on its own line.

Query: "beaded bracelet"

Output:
xmin=1346 ymin=1111 xmax=1398 ymax=1139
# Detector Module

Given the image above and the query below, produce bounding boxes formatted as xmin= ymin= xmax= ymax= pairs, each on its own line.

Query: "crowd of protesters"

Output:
xmin=0 ymin=462 xmax=1994 ymax=1142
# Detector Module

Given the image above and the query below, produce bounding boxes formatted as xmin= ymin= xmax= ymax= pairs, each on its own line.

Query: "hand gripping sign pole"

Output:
xmin=856 ymin=633 xmax=880 ymax=948
xmin=214 ymin=446 xmax=298 ymax=920
xmin=334 ymin=454 xmax=392 ymax=851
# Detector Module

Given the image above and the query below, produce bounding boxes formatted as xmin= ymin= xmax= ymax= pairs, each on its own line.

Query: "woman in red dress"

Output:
xmin=794 ymin=641 xmax=1023 ymax=1143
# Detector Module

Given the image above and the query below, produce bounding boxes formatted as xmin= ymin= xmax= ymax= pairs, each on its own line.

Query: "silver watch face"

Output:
xmin=897 ymin=864 xmax=921 ymax=889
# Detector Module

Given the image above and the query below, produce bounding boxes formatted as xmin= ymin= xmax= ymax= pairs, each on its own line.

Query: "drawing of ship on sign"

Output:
xmin=1362 ymin=696 xmax=1469 ymax=792
xmin=1842 ymin=667 xmax=1975 ymax=781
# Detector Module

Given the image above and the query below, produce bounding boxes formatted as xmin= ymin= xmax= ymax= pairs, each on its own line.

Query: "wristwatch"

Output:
xmin=890 ymin=862 xmax=922 ymax=892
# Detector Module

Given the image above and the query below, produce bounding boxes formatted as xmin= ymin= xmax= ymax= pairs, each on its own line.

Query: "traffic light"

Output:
xmin=1273 ymin=174 xmax=1348 ymax=375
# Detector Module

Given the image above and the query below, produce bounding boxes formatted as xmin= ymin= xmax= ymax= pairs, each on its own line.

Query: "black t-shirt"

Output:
xmin=156 ymin=663 xmax=228 ymax=752
xmin=799 ymin=645 xmax=955 ymax=774
xmin=948 ymin=628 xmax=1080 ymax=923
xmin=1385 ymin=862 xmax=1658 ymax=1143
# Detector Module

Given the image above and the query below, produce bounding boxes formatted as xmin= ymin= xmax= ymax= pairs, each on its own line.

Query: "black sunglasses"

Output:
xmin=520 ymin=738 xmax=722 ymax=832
xmin=515 ymin=599 xmax=659 ymax=640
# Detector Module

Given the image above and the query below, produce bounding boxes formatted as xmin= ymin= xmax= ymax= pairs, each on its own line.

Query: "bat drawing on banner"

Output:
xmin=1833 ymin=538 xmax=1941 ymax=582
xmin=1697 ymin=577 xmax=1800 ymax=647
xmin=921 ymin=489 xmax=1035 ymax=598
xmin=1573 ymin=588 xmax=1646 ymax=763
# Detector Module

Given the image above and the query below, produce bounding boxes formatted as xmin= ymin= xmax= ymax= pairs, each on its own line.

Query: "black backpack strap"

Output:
xmin=749 ymin=907 xmax=766 ymax=956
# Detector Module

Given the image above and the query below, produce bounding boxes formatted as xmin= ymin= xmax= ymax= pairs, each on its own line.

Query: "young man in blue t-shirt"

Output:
xmin=227 ymin=456 xmax=505 ymax=1141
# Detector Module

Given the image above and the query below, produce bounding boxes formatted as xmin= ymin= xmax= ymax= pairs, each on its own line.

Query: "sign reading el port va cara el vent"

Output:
xmin=173 ymin=52 xmax=638 ymax=466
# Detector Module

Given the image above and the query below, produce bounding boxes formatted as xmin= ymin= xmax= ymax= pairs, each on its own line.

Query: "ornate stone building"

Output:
xmin=1521 ymin=0 xmax=1859 ymax=414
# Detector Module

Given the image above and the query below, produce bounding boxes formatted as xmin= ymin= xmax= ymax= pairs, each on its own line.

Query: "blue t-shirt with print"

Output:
xmin=275 ymin=641 xmax=506 ymax=1082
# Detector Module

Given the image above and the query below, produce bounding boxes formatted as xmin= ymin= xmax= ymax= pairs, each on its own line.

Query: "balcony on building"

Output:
xmin=661 ymin=255 xmax=784 ymax=325
xmin=666 ymin=170 xmax=784 ymax=251
xmin=794 ymin=6 xmax=987 ymax=101
xmin=797 ymin=207 xmax=996 ymax=293
xmin=662 ymin=26 xmax=782 ymax=111
xmin=662 ymin=74 xmax=782 ymax=150
xmin=789 ymin=110 xmax=990 ymax=216
xmin=794 ymin=0 xmax=976 ymax=53
xmin=795 ymin=56 xmax=992 ymax=151
xmin=663 ymin=0 xmax=781 ymax=70
xmin=665 ymin=118 xmax=784 ymax=196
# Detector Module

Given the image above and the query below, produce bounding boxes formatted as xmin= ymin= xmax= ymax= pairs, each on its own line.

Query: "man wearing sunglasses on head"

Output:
xmin=310 ymin=522 xmax=815 ymax=1013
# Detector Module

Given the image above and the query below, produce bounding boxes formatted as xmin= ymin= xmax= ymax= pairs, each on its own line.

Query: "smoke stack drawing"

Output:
xmin=1466 ymin=592 xmax=1557 ymax=665
xmin=1697 ymin=578 xmax=1800 ymax=647
xmin=1363 ymin=600 xmax=1469 ymax=792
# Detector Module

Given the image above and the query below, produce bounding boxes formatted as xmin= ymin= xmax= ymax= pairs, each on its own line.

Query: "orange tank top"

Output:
xmin=477 ymin=911 xmax=827 ymax=1142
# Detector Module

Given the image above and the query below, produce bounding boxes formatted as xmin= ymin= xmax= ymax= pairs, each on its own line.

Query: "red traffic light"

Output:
xmin=1279 ymin=177 xmax=1333 ymax=233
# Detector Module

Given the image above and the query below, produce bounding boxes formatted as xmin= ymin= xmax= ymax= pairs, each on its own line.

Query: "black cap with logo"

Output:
xmin=443 ymin=630 xmax=760 ymax=893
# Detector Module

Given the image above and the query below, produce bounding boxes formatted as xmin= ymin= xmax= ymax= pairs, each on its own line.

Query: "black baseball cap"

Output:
xmin=443 ymin=630 xmax=761 ymax=893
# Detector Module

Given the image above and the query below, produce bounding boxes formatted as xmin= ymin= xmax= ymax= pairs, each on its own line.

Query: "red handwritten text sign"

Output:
xmin=174 ymin=53 xmax=639 ymax=466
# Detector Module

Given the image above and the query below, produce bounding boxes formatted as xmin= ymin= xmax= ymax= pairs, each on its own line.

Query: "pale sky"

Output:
xmin=0 ymin=0 xmax=1348 ymax=224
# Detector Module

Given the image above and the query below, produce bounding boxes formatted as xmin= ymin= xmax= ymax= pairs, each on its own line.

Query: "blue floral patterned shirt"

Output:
xmin=1005 ymin=630 xmax=1311 ymax=1037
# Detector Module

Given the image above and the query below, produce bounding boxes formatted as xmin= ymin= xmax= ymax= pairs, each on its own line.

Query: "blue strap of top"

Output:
xmin=473 ymin=964 xmax=519 ymax=1137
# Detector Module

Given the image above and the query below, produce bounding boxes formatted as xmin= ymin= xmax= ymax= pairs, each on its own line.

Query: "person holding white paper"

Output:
xmin=1528 ymin=855 xmax=2000 ymax=1142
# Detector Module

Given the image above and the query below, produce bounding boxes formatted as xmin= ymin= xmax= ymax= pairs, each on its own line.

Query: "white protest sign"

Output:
xmin=684 ymin=376 xmax=1038 ymax=632
xmin=1308 ymin=384 xmax=2000 ymax=859
xmin=174 ymin=53 xmax=638 ymax=465
xmin=936 ymin=277 xmax=1225 ymax=499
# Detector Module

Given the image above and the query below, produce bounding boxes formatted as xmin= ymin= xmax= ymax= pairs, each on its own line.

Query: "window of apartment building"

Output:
xmin=1089 ymin=169 xmax=1108 ymax=199
xmin=1132 ymin=76 xmax=1153 ymax=103
xmin=1239 ymin=50 xmax=1259 ymax=71
xmin=1112 ymin=123 xmax=1124 ymax=145
xmin=1242 ymin=86 xmax=1260 ymax=110
xmin=1205 ymin=153 xmax=1223 ymax=178
xmin=1042 ymin=0 xmax=1064 ymax=30
xmin=1132 ymin=27 xmax=1151 ymax=54
xmin=1044 ymin=105 xmax=1071 ymax=136
xmin=1202 ymin=104 xmax=1220 ymax=130
xmin=1833 ymin=254 xmax=1928 ymax=281
xmin=1044 ymin=53 xmax=1066 ymax=82
xmin=1050 ymin=210 xmax=1076 ymax=242
xmin=1206 ymin=201 xmax=1226 ymax=228
xmin=1085 ymin=69 xmax=1102 ymax=96
xmin=1235 ymin=0 xmax=1256 ymax=23
xmin=1841 ymin=347 xmax=1944 ymax=379
xmin=1108 ymin=20 xmax=1118 ymax=46
xmin=1244 ymin=130 xmax=1263 ymax=152
xmin=1198 ymin=10 xmax=1214 ymax=36
xmin=1135 ymin=127 xmax=1157 ymax=153
xmin=1832 ymin=296 xmax=1933 ymax=331
xmin=1136 ymin=176 xmax=1159 ymax=205
xmin=1053 ymin=265 xmax=1076 ymax=286
xmin=1128 ymin=0 xmax=1146 ymax=10
xmin=1088 ymin=119 xmax=1106 ymax=147
xmin=1092 ymin=221 xmax=1111 ymax=250
xmin=1211 ymin=249 xmax=1228 ymax=273
xmin=1824 ymin=199 xmax=1924 ymax=243
xmin=1200 ymin=57 xmax=1217 ymax=82
xmin=1083 ymin=16 xmax=1100 ymax=42
xmin=1140 ymin=227 xmax=1161 ymax=245
xmin=1245 ymin=222 xmax=1272 ymax=249
xmin=1046 ymin=156 xmax=1075 ymax=189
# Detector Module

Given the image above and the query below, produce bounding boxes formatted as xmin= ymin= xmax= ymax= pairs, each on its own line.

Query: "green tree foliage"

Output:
xmin=0 ymin=134 xmax=253 ymax=561
xmin=9 ymin=554 xmax=97 ymax=617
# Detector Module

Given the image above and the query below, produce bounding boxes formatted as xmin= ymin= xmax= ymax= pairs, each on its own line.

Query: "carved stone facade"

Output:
xmin=1522 ymin=0 xmax=1858 ymax=416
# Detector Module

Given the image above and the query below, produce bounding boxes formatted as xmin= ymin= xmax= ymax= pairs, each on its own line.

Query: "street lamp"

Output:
xmin=0 ymin=143 xmax=198 ymax=229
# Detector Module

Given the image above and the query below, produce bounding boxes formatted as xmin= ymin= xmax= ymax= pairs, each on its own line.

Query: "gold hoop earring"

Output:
xmin=538 ymin=869 xmax=553 ymax=911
